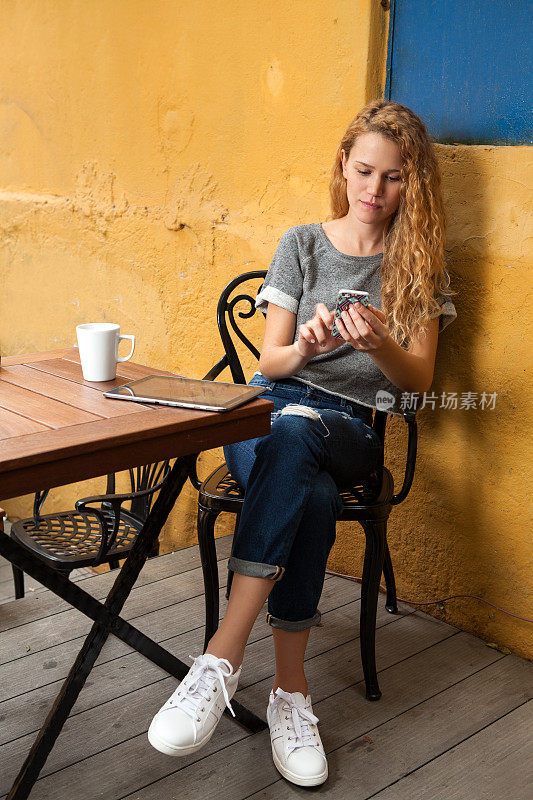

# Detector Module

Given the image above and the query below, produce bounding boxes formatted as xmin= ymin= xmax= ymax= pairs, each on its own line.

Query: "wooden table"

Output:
xmin=0 ymin=348 xmax=272 ymax=799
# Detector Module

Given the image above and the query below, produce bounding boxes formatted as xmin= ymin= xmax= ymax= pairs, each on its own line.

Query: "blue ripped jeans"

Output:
xmin=222 ymin=374 xmax=383 ymax=632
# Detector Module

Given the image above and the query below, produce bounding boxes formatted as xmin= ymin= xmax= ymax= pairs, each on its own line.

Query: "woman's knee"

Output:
xmin=257 ymin=413 xmax=319 ymax=454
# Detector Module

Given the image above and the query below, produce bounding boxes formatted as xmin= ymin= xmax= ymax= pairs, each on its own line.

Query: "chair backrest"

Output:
xmin=208 ymin=270 xmax=267 ymax=385
xmin=31 ymin=461 xmax=171 ymax=525
xmin=210 ymin=270 xmax=389 ymax=450
xmin=103 ymin=460 xmax=171 ymax=524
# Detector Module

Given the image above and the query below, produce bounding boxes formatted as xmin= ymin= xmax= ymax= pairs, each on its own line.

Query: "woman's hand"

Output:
xmin=334 ymin=302 xmax=391 ymax=352
xmin=295 ymin=303 xmax=343 ymax=358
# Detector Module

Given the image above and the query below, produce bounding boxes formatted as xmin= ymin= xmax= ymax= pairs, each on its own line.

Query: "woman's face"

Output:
xmin=342 ymin=132 xmax=403 ymax=225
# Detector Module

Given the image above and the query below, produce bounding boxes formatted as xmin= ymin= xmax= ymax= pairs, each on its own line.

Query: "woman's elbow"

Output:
xmin=404 ymin=371 xmax=433 ymax=395
xmin=258 ymin=355 xmax=267 ymax=378
xmin=418 ymin=372 xmax=434 ymax=395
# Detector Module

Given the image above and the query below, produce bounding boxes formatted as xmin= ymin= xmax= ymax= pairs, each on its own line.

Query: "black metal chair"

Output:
xmin=190 ymin=271 xmax=419 ymax=702
xmin=10 ymin=461 xmax=171 ymax=599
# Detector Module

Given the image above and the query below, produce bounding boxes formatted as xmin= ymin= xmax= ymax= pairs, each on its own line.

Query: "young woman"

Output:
xmin=148 ymin=99 xmax=457 ymax=786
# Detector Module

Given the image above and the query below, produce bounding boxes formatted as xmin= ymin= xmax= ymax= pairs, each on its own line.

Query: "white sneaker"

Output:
xmin=148 ymin=653 xmax=240 ymax=756
xmin=267 ymin=687 xmax=328 ymax=787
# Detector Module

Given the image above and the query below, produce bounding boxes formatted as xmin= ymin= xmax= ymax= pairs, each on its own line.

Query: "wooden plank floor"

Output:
xmin=0 ymin=535 xmax=531 ymax=800
xmin=0 ymin=559 xmax=93 ymax=605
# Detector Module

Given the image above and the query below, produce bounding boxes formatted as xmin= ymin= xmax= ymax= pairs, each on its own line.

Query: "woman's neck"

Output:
xmin=324 ymin=216 xmax=386 ymax=257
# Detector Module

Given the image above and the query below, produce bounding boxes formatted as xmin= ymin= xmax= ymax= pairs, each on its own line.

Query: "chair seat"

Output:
xmin=199 ymin=464 xmax=394 ymax=518
xmin=10 ymin=510 xmax=139 ymax=569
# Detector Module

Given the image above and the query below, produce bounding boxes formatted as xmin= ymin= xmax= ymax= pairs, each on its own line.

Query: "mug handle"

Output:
xmin=116 ymin=334 xmax=135 ymax=363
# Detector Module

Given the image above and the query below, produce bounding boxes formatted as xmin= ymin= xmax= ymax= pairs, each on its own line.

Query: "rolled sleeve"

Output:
xmin=430 ymin=292 xmax=457 ymax=333
xmin=255 ymin=227 xmax=303 ymax=316
xmin=255 ymin=285 xmax=300 ymax=315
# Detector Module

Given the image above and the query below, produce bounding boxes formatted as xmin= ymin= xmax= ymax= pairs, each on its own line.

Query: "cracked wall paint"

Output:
xmin=0 ymin=1 xmax=531 ymax=658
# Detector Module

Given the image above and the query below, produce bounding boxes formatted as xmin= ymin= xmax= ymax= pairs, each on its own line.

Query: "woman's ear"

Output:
xmin=341 ymin=149 xmax=347 ymax=178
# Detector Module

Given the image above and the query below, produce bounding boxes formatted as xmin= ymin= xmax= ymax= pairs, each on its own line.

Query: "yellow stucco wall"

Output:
xmin=1 ymin=1 xmax=531 ymax=659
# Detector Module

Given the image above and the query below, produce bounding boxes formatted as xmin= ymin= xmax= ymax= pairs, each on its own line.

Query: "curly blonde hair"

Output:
xmin=329 ymin=99 xmax=456 ymax=348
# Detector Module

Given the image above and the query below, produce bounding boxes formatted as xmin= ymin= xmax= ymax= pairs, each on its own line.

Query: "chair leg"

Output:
xmin=197 ymin=504 xmax=221 ymax=652
xmin=360 ymin=518 xmax=387 ymax=701
xmin=12 ymin=565 xmax=25 ymax=599
xmin=108 ymin=557 xmax=121 ymax=570
xmin=12 ymin=563 xmax=72 ymax=600
xmin=225 ymin=512 xmax=240 ymax=601
xmin=226 ymin=567 xmax=234 ymax=601
xmin=148 ymin=538 xmax=160 ymax=559
xmin=382 ymin=538 xmax=398 ymax=614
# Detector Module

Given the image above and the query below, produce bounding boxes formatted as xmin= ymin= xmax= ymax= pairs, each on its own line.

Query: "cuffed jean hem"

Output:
xmin=228 ymin=555 xmax=285 ymax=582
xmin=265 ymin=610 xmax=322 ymax=632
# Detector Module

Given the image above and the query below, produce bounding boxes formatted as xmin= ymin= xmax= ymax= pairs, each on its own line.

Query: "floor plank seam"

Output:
xmin=0 ymin=574 xmax=340 ymax=664
xmin=6 ymin=697 xmax=256 ymax=795
xmin=235 ymin=654 xmax=522 ymax=800
xmin=0 ymin=541 xmax=326 ymax=632
xmin=0 ymin=591 xmax=362 ymax=718
xmin=235 ymin=607 xmax=417 ymax=696
xmin=0 ymin=591 xmax=397 ymax=704
xmin=0 ymin=673 xmax=174 ymax=748
xmin=361 ymin=696 xmax=531 ymax=800
xmin=245 ymin=628 xmax=461 ymax=718
xmin=116 ymin=725 xmax=257 ymax=800
xmin=1 ymin=613 xmax=514 ymax=799
xmin=0 ymin=555 xmax=238 ymax=635
xmin=117 ymin=637 xmax=493 ymax=800
xmin=318 ymin=652 xmax=511 ymax=761
xmin=0 ymin=567 xmax=97 ymax=599
xmin=362 ymin=626 xmax=461 ymax=674
xmin=0 ymin=541 xmax=300 ymax=631
xmin=0 ymin=585 xmax=230 ymax=666
xmin=241 ymin=779 xmax=280 ymax=800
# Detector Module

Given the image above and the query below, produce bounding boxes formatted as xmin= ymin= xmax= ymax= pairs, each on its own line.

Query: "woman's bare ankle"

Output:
xmin=204 ymin=638 xmax=244 ymax=672
xmin=273 ymin=674 xmax=308 ymax=696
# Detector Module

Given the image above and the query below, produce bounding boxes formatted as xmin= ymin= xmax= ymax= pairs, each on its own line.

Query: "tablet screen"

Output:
xmin=105 ymin=375 xmax=265 ymax=411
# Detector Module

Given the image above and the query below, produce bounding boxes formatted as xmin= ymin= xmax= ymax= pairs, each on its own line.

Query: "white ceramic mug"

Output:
xmin=76 ymin=323 xmax=135 ymax=382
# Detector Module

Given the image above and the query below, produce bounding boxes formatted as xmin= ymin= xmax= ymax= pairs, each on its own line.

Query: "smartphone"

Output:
xmin=331 ymin=290 xmax=370 ymax=338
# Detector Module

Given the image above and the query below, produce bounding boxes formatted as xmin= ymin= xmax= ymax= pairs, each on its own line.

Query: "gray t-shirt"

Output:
xmin=254 ymin=223 xmax=457 ymax=417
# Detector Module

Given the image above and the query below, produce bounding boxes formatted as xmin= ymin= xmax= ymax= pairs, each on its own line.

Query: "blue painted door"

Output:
xmin=385 ymin=0 xmax=532 ymax=144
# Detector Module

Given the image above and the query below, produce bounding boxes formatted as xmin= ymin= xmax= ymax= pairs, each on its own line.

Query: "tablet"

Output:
xmin=103 ymin=375 xmax=266 ymax=412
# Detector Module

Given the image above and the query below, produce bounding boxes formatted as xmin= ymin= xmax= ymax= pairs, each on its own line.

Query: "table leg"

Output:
xmin=4 ymin=455 xmax=265 ymax=800
xmin=1 ymin=536 xmax=265 ymax=738
xmin=0 ymin=531 xmax=195 ymax=676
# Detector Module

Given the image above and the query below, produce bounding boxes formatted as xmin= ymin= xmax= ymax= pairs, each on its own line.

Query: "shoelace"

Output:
xmin=273 ymin=688 xmax=320 ymax=753
xmin=169 ymin=654 xmax=236 ymax=720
